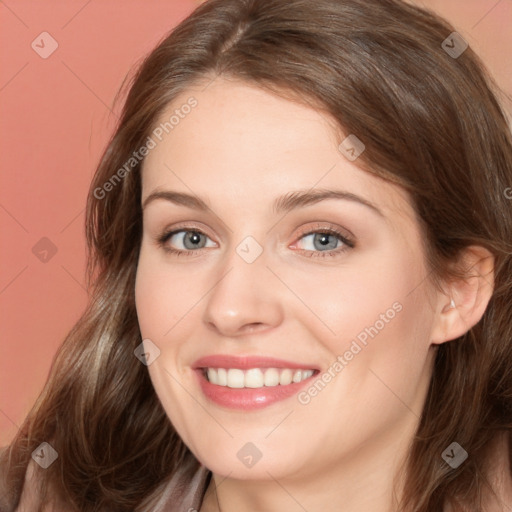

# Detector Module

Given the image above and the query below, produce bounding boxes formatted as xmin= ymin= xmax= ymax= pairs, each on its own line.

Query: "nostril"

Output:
xmin=245 ymin=323 xmax=265 ymax=333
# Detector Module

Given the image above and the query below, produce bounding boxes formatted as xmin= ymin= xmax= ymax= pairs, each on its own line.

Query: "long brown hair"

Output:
xmin=1 ymin=0 xmax=511 ymax=510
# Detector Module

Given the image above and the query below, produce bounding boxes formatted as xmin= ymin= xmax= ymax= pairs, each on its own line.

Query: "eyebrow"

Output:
xmin=142 ymin=188 xmax=384 ymax=217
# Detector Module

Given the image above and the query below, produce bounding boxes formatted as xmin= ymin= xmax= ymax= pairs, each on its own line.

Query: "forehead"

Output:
xmin=141 ymin=77 xmax=414 ymax=222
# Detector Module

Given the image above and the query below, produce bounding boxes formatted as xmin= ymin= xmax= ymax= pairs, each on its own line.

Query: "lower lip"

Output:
xmin=195 ymin=369 xmax=315 ymax=410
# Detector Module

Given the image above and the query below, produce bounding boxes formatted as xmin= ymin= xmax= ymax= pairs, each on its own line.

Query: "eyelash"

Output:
xmin=155 ymin=223 xmax=355 ymax=259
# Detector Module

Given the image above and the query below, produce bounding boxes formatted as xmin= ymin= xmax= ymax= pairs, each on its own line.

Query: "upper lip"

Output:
xmin=192 ymin=354 xmax=320 ymax=370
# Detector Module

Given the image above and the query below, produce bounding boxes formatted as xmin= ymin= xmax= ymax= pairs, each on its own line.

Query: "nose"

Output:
xmin=202 ymin=244 xmax=285 ymax=338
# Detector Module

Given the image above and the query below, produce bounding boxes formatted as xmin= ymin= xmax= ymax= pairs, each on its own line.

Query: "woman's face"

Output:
xmin=135 ymin=77 xmax=443 ymax=481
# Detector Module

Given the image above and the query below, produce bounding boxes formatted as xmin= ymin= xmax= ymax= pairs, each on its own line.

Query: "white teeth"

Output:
xmin=244 ymin=368 xmax=264 ymax=388
xmin=226 ymin=369 xmax=245 ymax=388
xmin=279 ymin=369 xmax=293 ymax=385
xmin=302 ymin=369 xmax=314 ymax=379
xmin=217 ymin=368 xmax=227 ymax=386
xmin=204 ymin=367 xmax=315 ymax=388
xmin=264 ymin=368 xmax=280 ymax=387
xmin=207 ymin=368 xmax=218 ymax=385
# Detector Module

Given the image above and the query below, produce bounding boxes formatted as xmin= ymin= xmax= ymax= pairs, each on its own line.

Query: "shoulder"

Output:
xmin=14 ymin=458 xmax=39 ymax=512
xmin=485 ymin=432 xmax=512 ymax=511
xmin=0 ymin=444 xmax=19 ymax=512
xmin=137 ymin=462 xmax=211 ymax=512
xmin=15 ymin=458 xmax=57 ymax=512
xmin=0 ymin=445 xmax=67 ymax=512
xmin=16 ymin=458 xmax=72 ymax=512
xmin=443 ymin=432 xmax=512 ymax=512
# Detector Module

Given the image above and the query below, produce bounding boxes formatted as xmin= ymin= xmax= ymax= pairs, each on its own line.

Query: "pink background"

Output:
xmin=1 ymin=0 xmax=511 ymax=446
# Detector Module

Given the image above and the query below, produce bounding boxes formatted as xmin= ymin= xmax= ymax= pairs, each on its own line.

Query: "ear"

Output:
xmin=431 ymin=245 xmax=495 ymax=344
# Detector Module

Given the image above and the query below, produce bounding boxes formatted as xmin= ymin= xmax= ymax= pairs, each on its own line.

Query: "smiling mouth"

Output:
xmin=202 ymin=367 xmax=317 ymax=388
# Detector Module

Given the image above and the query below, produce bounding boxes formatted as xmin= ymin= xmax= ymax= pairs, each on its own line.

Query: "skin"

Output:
xmin=134 ymin=76 xmax=495 ymax=512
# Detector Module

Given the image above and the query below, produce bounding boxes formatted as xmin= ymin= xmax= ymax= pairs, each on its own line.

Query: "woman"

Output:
xmin=1 ymin=0 xmax=511 ymax=510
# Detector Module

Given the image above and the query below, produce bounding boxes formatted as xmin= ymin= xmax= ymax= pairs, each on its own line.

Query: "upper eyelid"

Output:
xmin=162 ymin=224 xmax=354 ymax=247
xmin=298 ymin=221 xmax=354 ymax=239
xmin=162 ymin=223 xmax=349 ymax=237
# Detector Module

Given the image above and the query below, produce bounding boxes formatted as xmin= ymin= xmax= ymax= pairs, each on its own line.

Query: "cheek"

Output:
xmin=283 ymin=242 xmax=435 ymax=411
xmin=134 ymin=248 xmax=201 ymax=340
xmin=134 ymin=253 xmax=203 ymax=445
xmin=277 ymin=241 xmax=431 ymax=351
